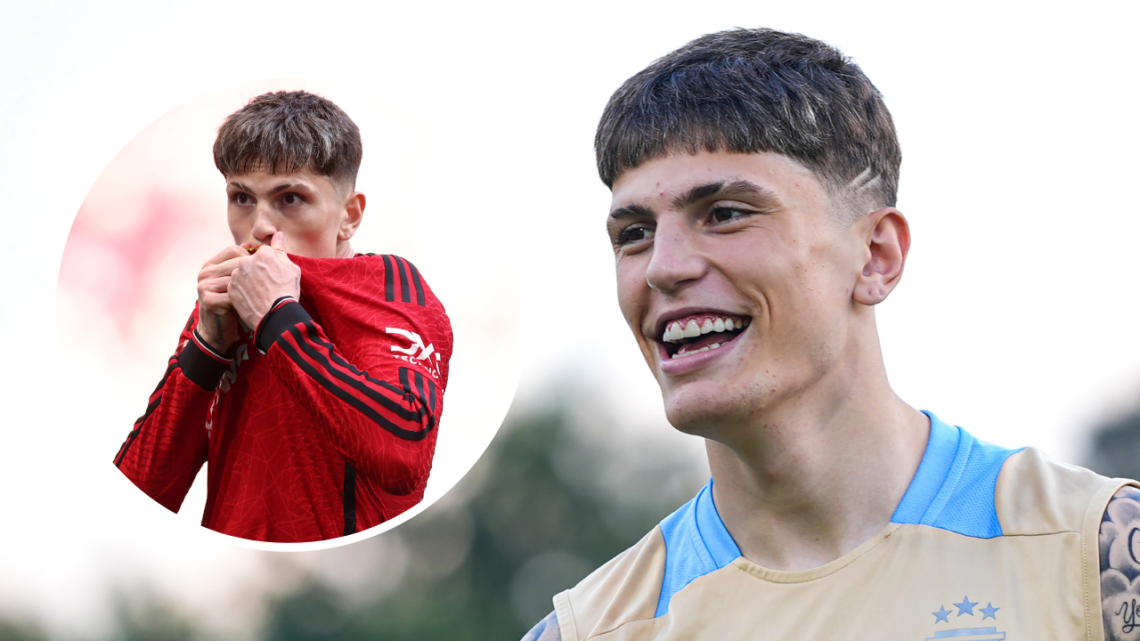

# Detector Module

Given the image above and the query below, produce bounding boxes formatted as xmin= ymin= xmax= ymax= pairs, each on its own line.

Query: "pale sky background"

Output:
xmin=2 ymin=0 xmax=1139 ymax=638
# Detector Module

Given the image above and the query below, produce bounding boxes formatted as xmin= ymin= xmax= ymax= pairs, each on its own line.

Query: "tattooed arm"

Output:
xmin=521 ymin=612 xmax=562 ymax=641
xmin=195 ymin=244 xmax=247 ymax=353
xmin=1101 ymin=485 xmax=1140 ymax=640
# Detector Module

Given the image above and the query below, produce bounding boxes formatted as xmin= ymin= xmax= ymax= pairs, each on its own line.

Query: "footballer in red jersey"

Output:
xmin=114 ymin=91 xmax=452 ymax=543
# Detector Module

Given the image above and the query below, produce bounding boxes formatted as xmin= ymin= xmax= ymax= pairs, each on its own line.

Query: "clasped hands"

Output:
xmin=195 ymin=231 xmax=301 ymax=353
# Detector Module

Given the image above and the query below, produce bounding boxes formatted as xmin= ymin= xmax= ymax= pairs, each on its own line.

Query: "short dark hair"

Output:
xmin=595 ymin=28 xmax=901 ymax=218
xmin=213 ymin=90 xmax=362 ymax=189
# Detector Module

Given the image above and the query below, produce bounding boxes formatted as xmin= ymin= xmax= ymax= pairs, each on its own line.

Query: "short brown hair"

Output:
xmin=596 ymin=28 xmax=901 ymax=219
xmin=213 ymin=90 xmax=362 ymax=189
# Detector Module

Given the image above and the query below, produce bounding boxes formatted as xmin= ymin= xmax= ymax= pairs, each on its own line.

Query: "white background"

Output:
xmin=2 ymin=0 xmax=1138 ymax=638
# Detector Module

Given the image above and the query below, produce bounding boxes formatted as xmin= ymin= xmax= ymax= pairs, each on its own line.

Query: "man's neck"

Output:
xmin=705 ymin=354 xmax=929 ymax=572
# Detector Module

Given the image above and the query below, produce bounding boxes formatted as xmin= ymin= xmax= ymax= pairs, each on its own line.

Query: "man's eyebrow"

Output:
xmin=608 ymin=203 xmax=655 ymax=221
xmin=607 ymin=179 xmax=778 ymax=222
xmin=270 ymin=182 xmax=314 ymax=195
xmin=672 ymin=180 xmax=773 ymax=209
xmin=226 ymin=181 xmax=313 ymax=194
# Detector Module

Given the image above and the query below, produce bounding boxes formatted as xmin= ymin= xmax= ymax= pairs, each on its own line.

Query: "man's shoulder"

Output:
xmin=994 ymin=446 xmax=1127 ymax=536
xmin=899 ymin=414 xmax=1124 ymax=539
xmin=554 ymin=526 xmax=668 ymax=641
xmin=294 ymin=252 xmax=445 ymax=312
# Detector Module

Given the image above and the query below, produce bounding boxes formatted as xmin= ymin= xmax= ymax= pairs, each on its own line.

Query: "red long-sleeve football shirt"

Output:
xmin=114 ymin=253 xmax=452 ymax=542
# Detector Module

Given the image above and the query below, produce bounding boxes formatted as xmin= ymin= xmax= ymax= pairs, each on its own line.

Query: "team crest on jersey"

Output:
xmin=385 ymin=327 xmax=441 ymax=379
xmin=926 ymin=596 xmax=1005 ymax=640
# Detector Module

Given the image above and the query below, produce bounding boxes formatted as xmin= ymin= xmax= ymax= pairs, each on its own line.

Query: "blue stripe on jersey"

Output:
xmin=656 ymin=481 xmax=740 ymax=618
xmin=654 ymin=411 xmax=1022 ymax=617
xmin=890 ymin=411 xmax=1022 ymax=538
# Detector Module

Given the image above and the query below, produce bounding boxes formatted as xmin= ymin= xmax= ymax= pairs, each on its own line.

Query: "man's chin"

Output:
xmin=660 ymin=374 xmax=791 ymax=440
xmin=662 ymin=391 xmax=745 ymax=438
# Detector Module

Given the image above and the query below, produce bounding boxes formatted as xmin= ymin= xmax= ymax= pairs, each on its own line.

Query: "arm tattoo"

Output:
xmin=1101 ymin=485 xmax=1140 ymax=640
xmin=214 ymin=314 xmax=224 ymax=345
xmin=521 ymin=611 xmax=562 ymax=641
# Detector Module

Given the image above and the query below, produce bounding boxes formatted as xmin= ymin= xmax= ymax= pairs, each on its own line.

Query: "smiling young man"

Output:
xmin=523 ymin=28 xmax=1140 ymax=641
xmin=114 ymin=91 xmax=452 ymax=543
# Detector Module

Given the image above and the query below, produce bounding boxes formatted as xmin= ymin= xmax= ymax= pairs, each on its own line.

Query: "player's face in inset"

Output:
xmin=226 ymin=165 xmax=355 ymax=259
xmin=608 ymin=151 xmax=869 ymax=435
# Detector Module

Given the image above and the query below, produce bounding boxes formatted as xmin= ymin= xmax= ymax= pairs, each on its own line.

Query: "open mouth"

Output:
xmin=659 ymin=313 xmax=751 ymax=359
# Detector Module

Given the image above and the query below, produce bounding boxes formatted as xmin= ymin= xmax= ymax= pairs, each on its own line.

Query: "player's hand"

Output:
xmin=228 ymin=232 xmax=302 ymax=331
xmin=195 ymin=245 xmax=246 ymax=353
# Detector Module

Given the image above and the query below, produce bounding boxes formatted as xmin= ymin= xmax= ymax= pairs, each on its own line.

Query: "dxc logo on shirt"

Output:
xmin=386 ymin=327 xmax=440 ymax=379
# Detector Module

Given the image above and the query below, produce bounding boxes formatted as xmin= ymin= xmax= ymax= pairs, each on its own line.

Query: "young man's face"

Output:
xmin=608 ymin=151 xmax=871 ymax=436
xmin=226 ymin=166 xmax=356 ymax=259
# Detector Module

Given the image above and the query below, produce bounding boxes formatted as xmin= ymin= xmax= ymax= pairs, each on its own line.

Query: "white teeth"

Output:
xmin=683 ymin=320 xmax=701 ymax=338
xmin=672 ymin=340 xmax=726 ymax=359
xmin=661 ymin=316 xmax=750 ymax=343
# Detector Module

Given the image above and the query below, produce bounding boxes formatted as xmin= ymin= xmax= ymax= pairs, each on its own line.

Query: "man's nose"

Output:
xmin=645 ymin=218 xmax=707 ymax=293
xmin=250 ymin=205 xmax=277 ymax=244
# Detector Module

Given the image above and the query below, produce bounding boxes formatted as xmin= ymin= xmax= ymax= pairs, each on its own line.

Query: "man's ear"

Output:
xmin=340 ymin=191 xmax=366 ymax=241
xmin=853 ymin=207 xmax=910 ymax=306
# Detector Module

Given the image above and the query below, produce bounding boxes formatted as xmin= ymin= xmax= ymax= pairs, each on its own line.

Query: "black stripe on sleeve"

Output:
xmin=134 ymin=394 xmax=164 ymax=428
xmin=115 ymin=427 xmax=141 ymax=467
xmin=298 ymin=325 xmax=428 ymax=422
xmin=428 ymin=378 xmax=436 ymax=414
xmin=343 ymin=461 xmax=357 ymax=536
xmin=396 ymin=257 xmax=411 ymax=303
xmin=414 ymin=372 xmax=426 ymax=412
xmin=179 ymin=339 xmax=230 ymax=391
xmin=152 ymin=357 xmax=180 ymax=393
xmin=377 ymin=379 xmax=407 ymax=396
xmin=382 ymin=255 xmax=395 ymax=302
xmin=258 ymin=301 xmax=312 ymax=354
xmin=115 ymin=417 xmax=150 ymax=467
xmin=400 ymin=367 xmax=436 ymax=431
xmin=406 ymin=260 xmax=425 ymax=306
xmin=276 ymin=328 xmax=433 ymax=440
xmin=115 ymin=357 xmax=180 ymax=467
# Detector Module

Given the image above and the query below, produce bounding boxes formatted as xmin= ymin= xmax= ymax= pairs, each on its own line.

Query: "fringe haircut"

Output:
xmin=214 ymin=90 xmax=362 ymax=189
xmin=595 ymin=28 xmax=901 ymax=219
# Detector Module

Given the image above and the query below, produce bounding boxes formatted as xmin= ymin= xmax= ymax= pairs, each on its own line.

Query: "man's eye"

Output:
xmin=234 ymin=193 xmax=251 ymax=205
xmin=617 ymin=226 xmax=654 ymax=246
xmin=709 ymin=206 xmax=751 ymax=224
xmin=282 ymin=193 xmax=303 ymax=206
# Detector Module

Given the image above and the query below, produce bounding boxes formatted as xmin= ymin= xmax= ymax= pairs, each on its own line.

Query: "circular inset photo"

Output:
xmin=59 ymin=79 xmax=520 ymax=550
